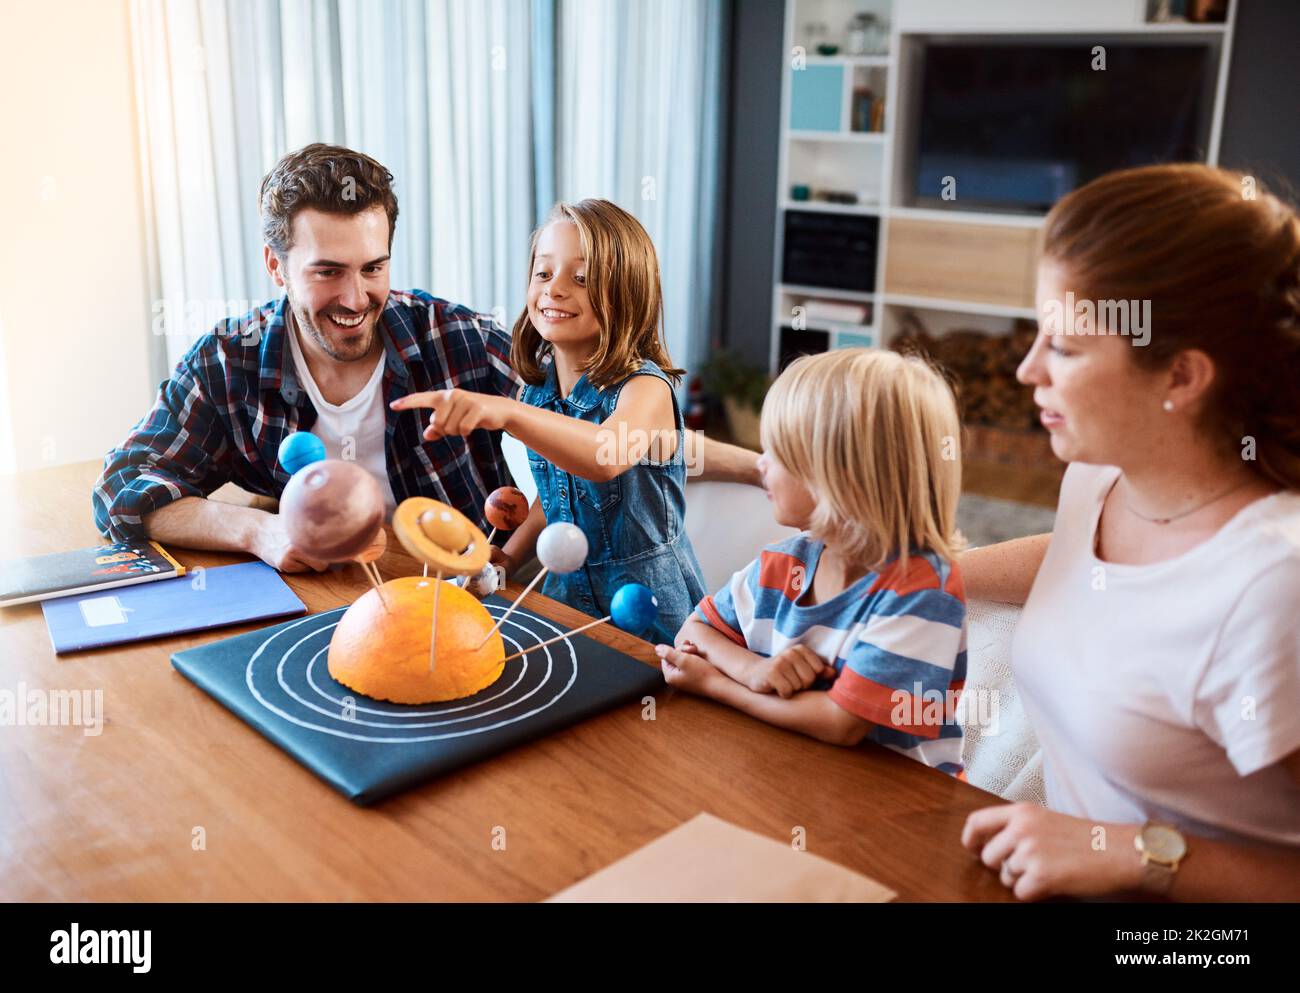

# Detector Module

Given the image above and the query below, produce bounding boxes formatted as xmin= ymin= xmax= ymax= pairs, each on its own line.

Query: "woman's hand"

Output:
xmin=390 ymin=389 xmax=513 ymax=442
xmin=961 ymin=802 xmax=1143 ymax=901
xmin=746 ymin=645 xmax=838 ymax=697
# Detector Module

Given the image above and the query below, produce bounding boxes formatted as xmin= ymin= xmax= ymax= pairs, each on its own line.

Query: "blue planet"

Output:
xmin=611 ymin=582 xmax=659 ymax=636
xmin=278 ymin=432 xmax=326 ymax=476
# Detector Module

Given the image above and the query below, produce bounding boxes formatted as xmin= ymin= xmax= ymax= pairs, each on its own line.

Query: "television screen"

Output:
xmin=912 ymin=42 xmax=1216 ymax=213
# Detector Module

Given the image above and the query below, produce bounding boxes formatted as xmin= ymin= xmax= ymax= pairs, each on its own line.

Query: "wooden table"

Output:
xmin=0 ymin=461 xmax=1013 ymax=901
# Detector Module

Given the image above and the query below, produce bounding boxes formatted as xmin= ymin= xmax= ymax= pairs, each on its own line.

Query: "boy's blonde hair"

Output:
xmin=511 ymin=199 xmax=684 ymax=391
xmin=760 ymin=348 xmax=964 ymax=570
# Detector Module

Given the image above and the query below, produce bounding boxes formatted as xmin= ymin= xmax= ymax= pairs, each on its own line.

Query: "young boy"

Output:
xmin=656 ymin=349 xmax=968 ymax=775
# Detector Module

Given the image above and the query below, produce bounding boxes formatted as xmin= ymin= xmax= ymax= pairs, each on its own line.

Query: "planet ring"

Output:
xmin=392 ymin=497 xmax=492 ymax=576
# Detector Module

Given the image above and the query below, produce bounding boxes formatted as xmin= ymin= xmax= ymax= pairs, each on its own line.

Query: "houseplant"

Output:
xmin=700 ymin=350 xmax=771 ymax=451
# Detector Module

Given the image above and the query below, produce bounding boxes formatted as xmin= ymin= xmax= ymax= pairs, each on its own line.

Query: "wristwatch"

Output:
xmin=1133 ymin=821 xmax=1188 ymax=895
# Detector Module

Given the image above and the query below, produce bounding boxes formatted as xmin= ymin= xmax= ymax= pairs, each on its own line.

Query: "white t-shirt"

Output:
xmin=286 ymin=324 xmax=397 ymax=516
xmin=1012 ymin=461 xmax=1300 ymax=846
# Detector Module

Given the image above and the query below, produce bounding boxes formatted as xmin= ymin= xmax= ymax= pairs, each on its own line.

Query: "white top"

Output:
xmin=1012 ymin=461 xmax=1300 ymax=846
xmin=286 ymin=324 xmax=397 ymax=516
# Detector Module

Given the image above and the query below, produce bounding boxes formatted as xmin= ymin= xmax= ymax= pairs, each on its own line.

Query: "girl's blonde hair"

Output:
xmin=511 ymin=199 xmax=684 ymax=390
xmin=761 ymin=348 xmax=964 ymax=570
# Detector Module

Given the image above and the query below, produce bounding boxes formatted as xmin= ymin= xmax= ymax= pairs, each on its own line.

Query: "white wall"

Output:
xmin=0 ymin=0 xmax=154 ymax=475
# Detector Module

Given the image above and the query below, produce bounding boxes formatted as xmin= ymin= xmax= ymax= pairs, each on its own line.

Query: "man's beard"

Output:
xmin=286 ymin=286 xmax=378 ymax=362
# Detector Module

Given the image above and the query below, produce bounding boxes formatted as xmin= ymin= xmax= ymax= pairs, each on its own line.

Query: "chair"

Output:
xmin=682 ymin=479 xmax=798 ymax=592
xmin=961 ymin=600 xmax=1045 ymax=804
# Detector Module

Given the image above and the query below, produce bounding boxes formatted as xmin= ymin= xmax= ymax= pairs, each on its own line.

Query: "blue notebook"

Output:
xmin=42 ymin=562 xmax=306 ymax=654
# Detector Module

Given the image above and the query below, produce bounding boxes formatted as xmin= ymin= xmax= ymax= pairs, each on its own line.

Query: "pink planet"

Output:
xmin=280 ymin=460 xmax=385 ymax=562
xmin=484 ymin=486 xmax=529 ymax=531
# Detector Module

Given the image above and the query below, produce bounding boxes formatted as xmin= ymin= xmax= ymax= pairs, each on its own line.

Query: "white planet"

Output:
xmin=536 ymin=522 xmax=589 ymax=574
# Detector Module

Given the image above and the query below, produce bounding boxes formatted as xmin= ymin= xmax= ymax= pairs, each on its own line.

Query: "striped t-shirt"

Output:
xmin=695 ymin=533 xmax=968 ymax=775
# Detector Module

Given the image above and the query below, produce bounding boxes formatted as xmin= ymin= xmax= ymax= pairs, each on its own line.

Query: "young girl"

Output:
xmin=391 ymin=199 xmax=706 ymax=643
xmin=655 ymin=348 xmax=969 ymax=773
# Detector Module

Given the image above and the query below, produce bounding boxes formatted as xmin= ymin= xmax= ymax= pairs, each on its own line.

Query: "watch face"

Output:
xmin=1144 ymin=824 xmax=1187 ymax=862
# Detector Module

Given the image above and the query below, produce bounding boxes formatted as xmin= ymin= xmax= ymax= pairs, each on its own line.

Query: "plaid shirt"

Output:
xmin=93 ymin=290 xmax=522 ymax=543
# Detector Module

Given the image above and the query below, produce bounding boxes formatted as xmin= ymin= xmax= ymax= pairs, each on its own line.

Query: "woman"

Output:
xmin=959 ymin=164 xmax=1300 ymax=901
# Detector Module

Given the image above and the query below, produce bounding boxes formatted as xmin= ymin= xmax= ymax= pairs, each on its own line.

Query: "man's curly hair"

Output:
xmin=259 ymin=143 xmax=399 ymax=256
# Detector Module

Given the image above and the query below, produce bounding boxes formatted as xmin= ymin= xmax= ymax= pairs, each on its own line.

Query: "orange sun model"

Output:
xmin=328 ymin=576 xmax=505 ymax=704
xmin=326 ymin=497 xmax=504 ymax=705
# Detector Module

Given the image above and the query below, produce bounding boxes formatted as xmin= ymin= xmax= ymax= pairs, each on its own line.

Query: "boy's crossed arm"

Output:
xmin=660 ymin=619 xmax=868 ymax=747
xmin=674 ymin=617 xmax=836 ymax=697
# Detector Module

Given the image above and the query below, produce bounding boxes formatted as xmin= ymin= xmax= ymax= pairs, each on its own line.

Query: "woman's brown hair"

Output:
xmin=511 ymin=200 xmax=684 ymax=390
xmin=1041 ymin=163 xmax=1300 ymax=490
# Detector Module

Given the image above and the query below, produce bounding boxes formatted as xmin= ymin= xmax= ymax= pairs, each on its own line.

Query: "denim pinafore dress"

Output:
xmin=519 ymin=358 xmax=707 ymax=645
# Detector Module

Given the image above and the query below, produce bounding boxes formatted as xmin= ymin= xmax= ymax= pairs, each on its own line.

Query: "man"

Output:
xmin=94 ymin=143 xmax=757 ymax=572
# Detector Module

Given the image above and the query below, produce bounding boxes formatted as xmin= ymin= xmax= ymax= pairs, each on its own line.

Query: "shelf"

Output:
xmin=886 ymin=205 xmax=1045 ymax=229
xmin=1138 ymin=22 xmax=1229 ymax=32
xmin=815 ymin=320 xmax=876 ymax=337
xmin=781 ymin=199 xmax=883 ymax=216
xmin=897 ymin=23 xmax=1227 ymax=35
xmin=771 ymin=311 xmax=876 ymax=332
xmin=779 ymin=283 xmax=877 ymax=304
xmin=805 ymin=54 xmax=893 ymax=67
xmin=788 ymin=129 xmax=887 ymax=143
xmin=881 ymin=293 xmax=1038 ymax=320
xmin=772 ymin=318 xmax=881 ymax=364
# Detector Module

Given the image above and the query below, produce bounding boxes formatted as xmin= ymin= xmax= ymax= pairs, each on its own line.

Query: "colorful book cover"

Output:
xmin=41 ymin=561 xmax=307 ymax=654
xmin=0 ymin=540 xmax=185 ymax=608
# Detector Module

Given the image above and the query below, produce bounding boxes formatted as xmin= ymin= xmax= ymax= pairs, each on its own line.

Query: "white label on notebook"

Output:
xmin=79 ymin=596 xmax=132 ymax=627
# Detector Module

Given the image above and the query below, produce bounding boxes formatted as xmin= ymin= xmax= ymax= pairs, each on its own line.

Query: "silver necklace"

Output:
xmin=1121 ymin=474 xmax=1252 ymax=525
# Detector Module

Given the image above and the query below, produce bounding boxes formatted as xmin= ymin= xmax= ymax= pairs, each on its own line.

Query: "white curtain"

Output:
xmin=555 ymin=0 xmax=726 ymax=375
xmin=131 ymin=0 xmax=723 ymax=379
xmin=131 ymin=0 xmax=537 ymax=370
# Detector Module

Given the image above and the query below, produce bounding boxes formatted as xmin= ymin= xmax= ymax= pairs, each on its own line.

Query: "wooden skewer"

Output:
xmin=357 ymin=560 xmax=390 ymax=610
xmin=428 ymin=569 xmax=443 ymax=672
xmin=499 ymin=614 xmax=609 ymax=664
xmin=477 ymin=567 xmax=549 ymax=648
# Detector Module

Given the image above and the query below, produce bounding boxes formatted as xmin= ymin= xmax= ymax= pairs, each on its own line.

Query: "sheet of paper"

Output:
xmin=547 ymin=812 xmax=896 ymax=903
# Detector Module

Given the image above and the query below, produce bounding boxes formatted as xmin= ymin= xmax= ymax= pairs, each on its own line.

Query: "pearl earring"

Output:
xmin=1162 ymin=400 xmax=1175 ymax=412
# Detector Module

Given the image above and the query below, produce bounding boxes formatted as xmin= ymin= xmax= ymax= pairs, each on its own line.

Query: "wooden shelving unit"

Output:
xmin=768 ymin=0 xmax=1238 ymax=377
xmin=771 ymin=0 xmax=893 ymax=367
